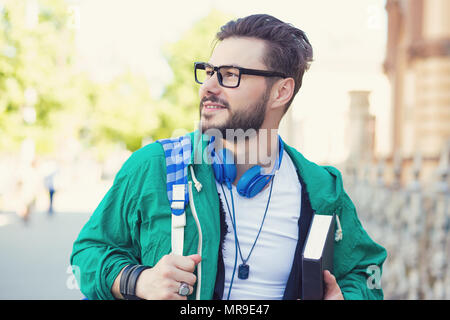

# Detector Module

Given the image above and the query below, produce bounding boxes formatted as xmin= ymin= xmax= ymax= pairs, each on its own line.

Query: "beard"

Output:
xmin=199 ymin=91 xmax=269 ymax=141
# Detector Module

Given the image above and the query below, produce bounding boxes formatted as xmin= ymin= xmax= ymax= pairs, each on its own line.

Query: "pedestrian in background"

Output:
xmin=43 ymin=160 xmax=59 ymax=215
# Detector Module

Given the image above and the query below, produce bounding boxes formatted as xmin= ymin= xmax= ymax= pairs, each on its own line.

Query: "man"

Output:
xmin=70 ymin=14 xmax=386 ymax=300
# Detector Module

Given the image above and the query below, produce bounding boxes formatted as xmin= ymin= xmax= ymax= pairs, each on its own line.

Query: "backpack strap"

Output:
xmin=157 ymin=135 xmax=192 ymax=256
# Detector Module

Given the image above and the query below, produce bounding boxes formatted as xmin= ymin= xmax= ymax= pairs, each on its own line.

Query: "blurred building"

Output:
xmin=383 ymin=0 xmax=450 ymax=185
xmin=343 ymin=0 xmax=450 ymax=300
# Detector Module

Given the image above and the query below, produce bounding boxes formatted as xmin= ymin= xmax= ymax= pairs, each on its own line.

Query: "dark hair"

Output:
xmin=216 ymin=14 xmax=313 ymax=112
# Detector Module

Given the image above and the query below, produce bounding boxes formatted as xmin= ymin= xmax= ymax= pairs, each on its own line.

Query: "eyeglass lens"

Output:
xmin=196 ymin=64 xmax=241 ymax=87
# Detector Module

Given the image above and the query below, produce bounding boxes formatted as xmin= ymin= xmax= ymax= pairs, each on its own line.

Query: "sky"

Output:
xmin=71 ymin=0 xmax=390 ymax=164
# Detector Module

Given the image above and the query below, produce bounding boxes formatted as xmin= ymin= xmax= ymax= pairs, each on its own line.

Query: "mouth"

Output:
xmin=203 ymin=105 xmax=227 ymax=110
xmin=201 ymin=101 xmax=228 ymax=113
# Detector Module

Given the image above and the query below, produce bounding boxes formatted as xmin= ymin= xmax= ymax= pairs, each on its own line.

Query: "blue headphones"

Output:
xmin=210 ymin=135 xmax=284 ymax=197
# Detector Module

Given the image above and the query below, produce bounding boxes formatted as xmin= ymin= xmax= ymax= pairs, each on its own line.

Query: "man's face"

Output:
xmin=198 ymin=37 xmax=271 ymax=138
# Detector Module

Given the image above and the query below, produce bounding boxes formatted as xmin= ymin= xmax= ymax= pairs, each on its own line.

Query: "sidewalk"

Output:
xmin=0 ymin=176 xmax=113 ymax=299
xmin=0 ymin=210 xmax=91 ymax=299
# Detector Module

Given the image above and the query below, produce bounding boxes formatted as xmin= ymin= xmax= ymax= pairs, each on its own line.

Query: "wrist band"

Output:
xmin=119 ymin=264 xmax=151 ymax=300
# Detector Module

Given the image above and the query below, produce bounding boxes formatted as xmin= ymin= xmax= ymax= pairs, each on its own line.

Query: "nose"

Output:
xmin=199 ymin=72 xmax=222 ymax=97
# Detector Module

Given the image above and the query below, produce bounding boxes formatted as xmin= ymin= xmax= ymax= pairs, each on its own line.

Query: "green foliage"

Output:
xmin=89 ymin=72 xmax=160 ymax=153
xmin=0 ymin=0 xmax=79 ymax=153
xmin=158 ymin=10 xmax=233 ymax=139
xmin=0 ymin=1 xmax=233 ymax=156
xmin=89 ymin=9 xmax=233 ymax=150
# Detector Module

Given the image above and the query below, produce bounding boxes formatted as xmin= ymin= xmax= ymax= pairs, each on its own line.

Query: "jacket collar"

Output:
xmin=283 ymin=143 xmax=343 ymax=216
xmin=188 ymin=130 xmax=343 ymax=216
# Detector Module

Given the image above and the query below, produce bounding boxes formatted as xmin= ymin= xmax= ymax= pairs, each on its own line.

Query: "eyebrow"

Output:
xmin=207 ymin=62 xmax=273 ymax=72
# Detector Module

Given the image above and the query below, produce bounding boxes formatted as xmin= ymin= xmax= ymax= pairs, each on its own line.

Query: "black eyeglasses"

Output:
xmin=194 ymin=62 xmax=288 ymax=88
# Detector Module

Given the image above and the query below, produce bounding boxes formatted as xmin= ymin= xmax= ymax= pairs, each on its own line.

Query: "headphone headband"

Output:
xmin=210 ymin=135 xmax=284 ymax=198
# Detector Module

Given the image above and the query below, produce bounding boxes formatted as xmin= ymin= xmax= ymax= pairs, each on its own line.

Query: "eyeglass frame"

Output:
xmin=194 ymin=62 xmax=288 ymax=88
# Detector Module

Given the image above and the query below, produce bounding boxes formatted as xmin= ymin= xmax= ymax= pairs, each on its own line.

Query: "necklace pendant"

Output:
xmin=238 ymin=263 xmax=249 ymax=280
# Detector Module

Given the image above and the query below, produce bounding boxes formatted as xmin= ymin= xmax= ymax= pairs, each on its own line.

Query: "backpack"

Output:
xmin=156 ymin=135 xmax=193 ymax=256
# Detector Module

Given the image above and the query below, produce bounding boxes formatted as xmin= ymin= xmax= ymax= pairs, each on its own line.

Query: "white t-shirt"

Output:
xmin=217 ymin=150 xmax=302 ymax=300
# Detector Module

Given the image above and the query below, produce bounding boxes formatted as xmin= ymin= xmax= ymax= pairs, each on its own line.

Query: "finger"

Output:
xmin=323 ymin=270 xmax=344 ymax=300
xmin=161 ymin=280 xmax=187 ymax=300
xmin=323 ymin=270 xmax=336 ymax=287
xmin=187 ymin=254 xmax=202 ymax=265
xmin=171 ymin=268 xmax=197 ymax=286
xmin=172 ymin=255 xmax=198 ymax=273
xmin=160 ymin=263 xmax=197 ymax=287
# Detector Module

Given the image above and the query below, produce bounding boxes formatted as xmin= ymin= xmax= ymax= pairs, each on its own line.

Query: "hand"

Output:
xmin=323 ymin=270 xmax=344 ymax=300
xmin=135 ymin=253 xmax=201 ymax=300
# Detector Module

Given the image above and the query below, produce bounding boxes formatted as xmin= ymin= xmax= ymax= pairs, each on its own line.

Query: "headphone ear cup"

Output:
xmin=212 ymin=159 xmax=225 ymax=183
xmin=237 ymin=166 xmax=271 ymax=198
xmin=212 ymin=148 xmax=236 ymax=186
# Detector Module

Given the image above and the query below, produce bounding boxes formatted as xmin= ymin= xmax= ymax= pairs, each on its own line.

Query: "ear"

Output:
xmin=269 ymin=77 xmax=295 ymax=111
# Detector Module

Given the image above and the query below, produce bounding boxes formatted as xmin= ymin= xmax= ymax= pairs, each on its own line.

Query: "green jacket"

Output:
xmin=70 ymin=131 xmax=387 ymax=300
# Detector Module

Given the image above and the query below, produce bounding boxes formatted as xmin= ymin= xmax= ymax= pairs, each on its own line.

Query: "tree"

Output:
xmin=155 ymin=10 xmax=233 ymax=140
xmin=0 ymin=0 xmax=82 ymax=154
xmin=0 ymin=3 xmax=234 ymax=157
xmin=88 ymin=71 xmax=160 ymax=155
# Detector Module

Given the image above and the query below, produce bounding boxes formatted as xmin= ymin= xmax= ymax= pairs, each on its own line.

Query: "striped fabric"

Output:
xmin=157 ymin=135 xmax=192 ymax=216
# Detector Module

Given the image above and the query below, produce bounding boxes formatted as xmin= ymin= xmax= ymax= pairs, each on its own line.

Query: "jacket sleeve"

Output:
xmin=69 ymin=165 xmax=142 ymax=300
xmin=334 ymin=193 xmax=387 ymax=300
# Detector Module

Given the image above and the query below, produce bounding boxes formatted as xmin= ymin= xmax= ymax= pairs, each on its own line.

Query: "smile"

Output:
xmin=204 ymin=105 xmax=226 ymax=109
